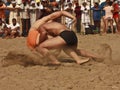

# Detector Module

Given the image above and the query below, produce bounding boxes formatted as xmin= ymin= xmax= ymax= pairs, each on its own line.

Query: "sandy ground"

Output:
xmin=0 ymin=34 xmax=120 ymax=90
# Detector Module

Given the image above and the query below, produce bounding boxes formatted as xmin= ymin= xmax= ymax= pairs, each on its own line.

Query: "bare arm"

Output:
xmin=47 ymin=11 xmax=76 ymax=22
xmin=39 ymin=11 xmax=76 ymax=24
xmin=34 ymin=10 xmax=76 ymax=30
xmin=38 ymin=26 xmax=48 ymax=43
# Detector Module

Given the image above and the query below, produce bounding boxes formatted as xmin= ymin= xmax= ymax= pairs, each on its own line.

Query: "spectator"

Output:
xmin=50 ymin=0 xmax=59 ymax=12
xmin=5 ymin=0 xmax=11 ymax=24
xmin=91 ymin=2 xmax=102 ymax=33
xmin=7 ymin=1 xmax=21 ymax=24
xmin=81 ymin=2 xmax=90 ymax=33
xmin=15 ymin=0 xmax=22 ymax=5
xmin=36 ymin=1 xmax=42 ymax=20
xmin=20 ymin=1 xmax=30 ymax=37
xmin=29 ymin=1 xmax=37 ymax=25
xmin=2 ymin=23 xmax=11 ymax=39
xmin=9 ymin=18 xmax=20 ymax=38
xmin=2 ymin=0 xmax=7 ymax=3
xmin=65 ymin=3 xmax=73 ymax=29
xmin=0 ymin=0 xmax=6 ymax=21
xmin=35 ymin=0 xmax=40 ymax=3
xmin=103 ymin=1 xmax=114 ymax=34
xmin=0 ymin=18 xmax=11 ymax=38
xmin=112 ymin=0 xmax=120 ymax=33
xmin=99 ymin=0 xmax=110 ymax=33
xmin=74 ymin=2 xmax=81 ymax=33
xmin=40 ymin=0 xmax=53 ymax=18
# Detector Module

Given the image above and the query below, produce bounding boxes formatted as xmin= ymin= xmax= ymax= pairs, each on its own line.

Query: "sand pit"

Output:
xmin=0 ymin=34 xmax=120 ymax=90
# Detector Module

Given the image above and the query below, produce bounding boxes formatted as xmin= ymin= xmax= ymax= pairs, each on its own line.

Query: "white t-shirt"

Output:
xmin=9 ymin=23 xmax=20 ymax=31
xmin=20 ymin=4 xmax=30 ymax=19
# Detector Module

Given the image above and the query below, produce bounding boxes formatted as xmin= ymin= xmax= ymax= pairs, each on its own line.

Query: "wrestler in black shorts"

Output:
xmin=59 ymin=30 xmax=78 ymax=46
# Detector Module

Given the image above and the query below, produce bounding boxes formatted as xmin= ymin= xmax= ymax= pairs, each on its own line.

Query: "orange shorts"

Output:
xmin=27 ymin=30 xmax=39 ymax=50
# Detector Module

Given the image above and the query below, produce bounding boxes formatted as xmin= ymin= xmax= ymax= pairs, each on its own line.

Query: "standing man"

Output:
xmin=91 ymin=2 xmax=101 ymax=33
xmin=20 ymin=0 xmax=30 ymax=37
xmin=5 ymin=0 xmax=11 ymax=24
xmin=29 ymin=1 xmax=37 ymax=25
xmin=0 ymin=0 xmax=6 ymax=21
xmin=74 ymin=2 xmax=81 ymax=33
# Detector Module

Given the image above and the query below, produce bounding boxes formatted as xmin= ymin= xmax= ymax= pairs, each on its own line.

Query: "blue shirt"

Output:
xmin=91 ymin=7 xmax=102 ymax=21
xmin=5 ymin=2 xmax=11 ymax=17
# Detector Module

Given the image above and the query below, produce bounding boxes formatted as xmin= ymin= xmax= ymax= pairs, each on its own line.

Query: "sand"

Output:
xmin=0 ymin=34 xmax=120 ymax=90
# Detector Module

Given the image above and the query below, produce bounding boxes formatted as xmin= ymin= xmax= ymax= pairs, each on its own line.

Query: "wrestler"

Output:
xmin=36 ymin=21 xmax=101 ymax=65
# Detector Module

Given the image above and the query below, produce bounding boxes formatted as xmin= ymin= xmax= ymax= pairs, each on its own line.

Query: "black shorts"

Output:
xmin=59 ymin=30 xmax=78 ymax=45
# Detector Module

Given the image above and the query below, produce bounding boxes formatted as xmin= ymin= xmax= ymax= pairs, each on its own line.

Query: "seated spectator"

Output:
xmin=9 ymin=18 xmax=20 ymax=38
xmin=0 ymin=18 xmax=11 ymax=38
xmin=2 ymin=24 xmax=11 ymax=39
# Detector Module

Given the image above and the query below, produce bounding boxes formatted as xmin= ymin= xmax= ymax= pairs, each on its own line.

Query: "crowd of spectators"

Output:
xmin=0 ymin=0 xmax=120 ymax=39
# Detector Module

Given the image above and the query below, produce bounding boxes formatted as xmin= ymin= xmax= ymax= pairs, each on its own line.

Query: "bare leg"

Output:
xmin=53 ymin=49 xmax=61 ymax=57
xmin=63 ymin=48 xmax=89 ymax=64
xmin=102 ymin=17 xmax=106 ymax=34
xmin=110 ymin=19 xmax=113 ymax=33
xmin=47 ymin=54 xmax=61 ymax=65
xmin=75 ymin=49 xmax=101 ymax=59
xmin=36 ymin=46 xmax=61 ymax=65
xmin=10 ymin=31 xmax=16 ymax=38
xmin=36 ymin=36 xmax=66 ymax=65
xmin=104 ymin=19 xmax=108 ymax=34
xmin=114 ymin=18 xmax=118 ymax=33
xmin=117 ymin=20 xmax=120 ymax=33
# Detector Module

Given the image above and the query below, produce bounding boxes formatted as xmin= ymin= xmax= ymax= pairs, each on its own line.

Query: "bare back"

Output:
xmin=41 ymin=22 xmax=69 ymax=36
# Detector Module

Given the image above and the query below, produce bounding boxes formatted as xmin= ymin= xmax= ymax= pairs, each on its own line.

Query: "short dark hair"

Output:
xmin=12 ymin=18 xmax=16 ymax=21
xmin=95 ymin=2 xmax=99 ymax=6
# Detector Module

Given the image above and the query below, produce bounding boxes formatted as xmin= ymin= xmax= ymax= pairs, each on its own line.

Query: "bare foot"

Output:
xmin=76 ymin=58 xmax=90 ymax=65
xmin=101 ymin=32 xmax=107 ymax=35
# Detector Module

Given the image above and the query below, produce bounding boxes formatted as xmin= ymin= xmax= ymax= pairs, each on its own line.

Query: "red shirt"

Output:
xmin=74 ymin=6 xmax=81 ymax=18
xmin=0 ymin=4 xmax=6 ymax=19
xmin=113 ymin=3 xmax=119 ymax=18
